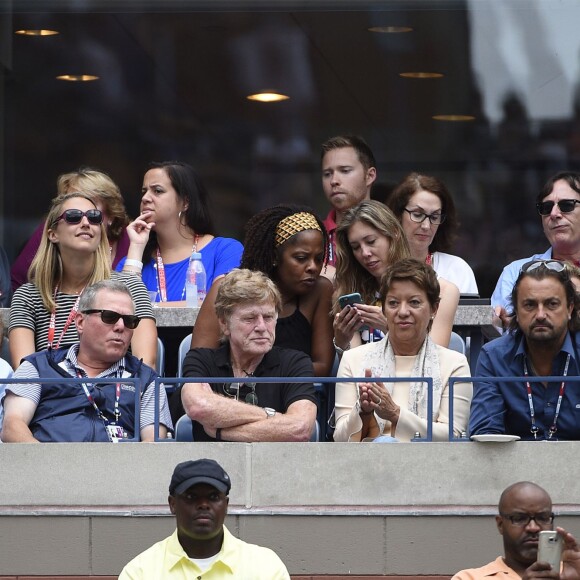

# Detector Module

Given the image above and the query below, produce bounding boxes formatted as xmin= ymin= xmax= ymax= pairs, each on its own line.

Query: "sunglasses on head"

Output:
xmin=82 ymin=309 xmax=140 ymax=329
xmin=521 ymin=259 xmax=566 ymax=274
xmin=222 ymin=381 xmax=259 ymax=406
xmin=54 ymin=208 xmax=103 ymax=226
xmin=536 ymin=199 xmax=580 ymax=216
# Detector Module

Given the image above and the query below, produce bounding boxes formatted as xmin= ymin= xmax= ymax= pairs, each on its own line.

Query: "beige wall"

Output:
xmin=1 ymin=442 xmax=579 ymax=576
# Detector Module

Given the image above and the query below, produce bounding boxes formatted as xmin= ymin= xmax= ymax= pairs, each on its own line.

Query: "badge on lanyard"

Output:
xmin=106 ymin=424 xmax=127 ymax=443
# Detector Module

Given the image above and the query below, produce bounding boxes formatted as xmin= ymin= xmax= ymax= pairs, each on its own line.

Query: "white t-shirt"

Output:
xmin=432 ymin=252 xmax=479 ymax=295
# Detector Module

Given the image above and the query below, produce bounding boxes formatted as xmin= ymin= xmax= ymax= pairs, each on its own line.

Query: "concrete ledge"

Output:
xmin=1 ymin=442 xmax=579 ymax=576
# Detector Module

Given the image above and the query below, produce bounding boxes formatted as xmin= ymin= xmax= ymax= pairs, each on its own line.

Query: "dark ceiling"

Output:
xmin=2 ymin=0 xmax=580 ymax=296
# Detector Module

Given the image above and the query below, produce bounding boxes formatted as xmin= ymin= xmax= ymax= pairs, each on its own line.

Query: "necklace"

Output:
xmin=155 ymin=235 xmax=199 ymax=302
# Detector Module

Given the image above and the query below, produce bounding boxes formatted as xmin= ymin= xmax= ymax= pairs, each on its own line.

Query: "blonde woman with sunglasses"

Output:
xmin=8 ymin=192 xmax=157 ymax=368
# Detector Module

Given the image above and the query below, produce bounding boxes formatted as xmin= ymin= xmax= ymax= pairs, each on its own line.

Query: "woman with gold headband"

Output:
xmin=170 ymin=204 xmax=334 ymax=423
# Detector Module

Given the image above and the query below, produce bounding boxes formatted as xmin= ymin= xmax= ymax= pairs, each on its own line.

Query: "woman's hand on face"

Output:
xmin=334 ymin=305 xmax=364 ymax=350
xmin=353 ymin=303 xmax=388 ymax=333
xmin=126 ymin=213 xmax=155 ymax=247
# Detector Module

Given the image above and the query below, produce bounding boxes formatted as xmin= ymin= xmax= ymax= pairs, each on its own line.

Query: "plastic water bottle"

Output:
xmin=185 ymin=252 xmax=206 ymax=307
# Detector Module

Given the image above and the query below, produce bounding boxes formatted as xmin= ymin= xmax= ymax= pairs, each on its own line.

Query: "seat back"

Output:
xmin=448 ymin=331 xmax=466 ymax=355
xmin=174 ymin=414 xmax=194 ymax=442
xmin=156 ymin=337 xmax=165 ymax=376
xmin=177 ymin=334 xmax=193 ymax=377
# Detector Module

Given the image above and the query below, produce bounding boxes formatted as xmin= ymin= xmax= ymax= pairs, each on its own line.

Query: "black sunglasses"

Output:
xmin=54 ymin=208 xmax=103 ymax=225
xmin=82 ymin=309 xmax=140 ymax=329
xmin=521 ymin=259 xmax=566 ymax=274
xmin=222 ymin=381 xmax=258 ymax=405
xmin=536 ymin=199 xmax=580 ymax=216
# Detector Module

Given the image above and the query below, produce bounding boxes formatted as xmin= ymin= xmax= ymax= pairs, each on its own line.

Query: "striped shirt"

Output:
xmin=9 ymin=271 xmax=154 ymax=353
xmin=5 ymin=343 xmax=172 ymax=432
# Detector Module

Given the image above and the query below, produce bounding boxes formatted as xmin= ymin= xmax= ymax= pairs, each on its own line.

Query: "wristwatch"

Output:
xmin=264 ymin=407 xmax=276 ymax=418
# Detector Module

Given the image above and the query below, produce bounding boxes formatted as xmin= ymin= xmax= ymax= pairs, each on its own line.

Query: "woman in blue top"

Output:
xmin=120 ymin=161 xmax=243 ymax=375
xmin=119 ymin=161 xmax=243 ymax=301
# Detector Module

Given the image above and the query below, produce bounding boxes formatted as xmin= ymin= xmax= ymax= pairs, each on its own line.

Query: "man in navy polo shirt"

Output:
xmin=1 ymin=279 xmax=171 ymax=442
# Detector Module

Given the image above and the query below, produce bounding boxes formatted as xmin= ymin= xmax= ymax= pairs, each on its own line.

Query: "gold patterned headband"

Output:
xmin=275 ymin=212 xmax=322 ymax=247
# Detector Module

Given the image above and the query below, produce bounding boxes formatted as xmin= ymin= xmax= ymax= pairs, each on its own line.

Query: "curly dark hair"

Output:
xmin=241 ymin=204 xmax=328 ymax=279
xmin=388 ymin=172 xmax=459 ymax=253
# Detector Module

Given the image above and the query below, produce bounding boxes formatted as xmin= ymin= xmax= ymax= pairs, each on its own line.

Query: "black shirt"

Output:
xmin=176 ymin=343 xmax=316 ymax=441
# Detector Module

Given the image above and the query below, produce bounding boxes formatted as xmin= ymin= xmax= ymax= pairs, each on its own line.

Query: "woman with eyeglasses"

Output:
xmin=11 ymin=168 xmax=131 ymax=292
xmin=333 ymin=259 xmax=472 ymax=442
xmin=332 ymin=200 xmax=459 ymax=352
xmin=179 ymin=268 xmax=318 ymax=442
xmin=387 ymin=173 xmax=478 ymax=295
xmin=8 ymin=192 xmax=157 ymax=368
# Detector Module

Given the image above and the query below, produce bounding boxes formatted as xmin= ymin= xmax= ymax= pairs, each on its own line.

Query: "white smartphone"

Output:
xmin=538 ymin=530 xmax=562 ymax=570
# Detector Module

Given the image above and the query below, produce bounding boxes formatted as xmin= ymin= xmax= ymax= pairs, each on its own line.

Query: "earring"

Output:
xmin=178 ymin=211 xmax=182 ymax=219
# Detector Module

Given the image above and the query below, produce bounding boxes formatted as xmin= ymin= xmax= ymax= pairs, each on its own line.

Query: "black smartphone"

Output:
xmin=338 ymin=292 xmax=363 ymax=309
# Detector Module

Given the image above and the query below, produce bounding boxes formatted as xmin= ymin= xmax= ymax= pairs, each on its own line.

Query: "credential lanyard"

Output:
xmin=47 ymin=287 xmax=83 ymax=349
xmin=523 ymin=353 xmax=570 ymax=440
xmin=155 ymin=236 xmax=199 ymax=302
xmin=77 ymin=369 xmax=122 ymax=426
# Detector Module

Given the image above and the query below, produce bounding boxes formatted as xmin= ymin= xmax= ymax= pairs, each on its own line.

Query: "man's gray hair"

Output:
xmin=78 ymin=279 xmax=133 ymax=312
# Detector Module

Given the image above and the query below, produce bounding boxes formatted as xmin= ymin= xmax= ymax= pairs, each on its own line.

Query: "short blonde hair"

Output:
xmin=215 ymin=269 xmax=282 ymax=322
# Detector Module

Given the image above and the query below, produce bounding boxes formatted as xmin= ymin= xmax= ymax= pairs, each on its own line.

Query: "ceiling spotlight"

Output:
xmin=432 ymin=115 xmax=476 ymax=122
xmin=400 ymin=72 xmax=444 ymax=79
xmin=15 ymin=29 xmax=59 ymax=36
xmin=246 ymin=92 xmax=289 ymax=103
xmin=368 ymin=26 xmax=413 ymax=33
xmin=56 ymin=75 xmax=99 ymax=82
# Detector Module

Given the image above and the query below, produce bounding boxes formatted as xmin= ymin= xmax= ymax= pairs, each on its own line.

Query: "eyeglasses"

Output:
xmin=403 ymin=208 xmax=446 ymax=225
xmin=536 ymin=199 xmax=580 ymax=216
xmin=499 ymin=512 xmax=555 ymax=527
xmin=223 ymin=380 xmax=258 ymax=405
xmin=54 ymin=209 xmax=103 ymax=226
xmin=521 ymin=259 xmax=566 ymax=274
xmin=82 ymin=309 xmax=140 ymax=329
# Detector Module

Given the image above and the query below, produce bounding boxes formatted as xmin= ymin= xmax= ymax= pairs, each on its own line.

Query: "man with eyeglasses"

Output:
xmin=321 ymin=135 xmax=377 ymax=271
xmin=470 ymin=260 xmax=580 ymax=440
xmin=119 ymin=458 xmax=290 ymax=579
xmin=1 ymin=279 xmax=172 ymax=442
xmin=453 ymin=482 xmax=580 ymax=580
xmin=492 ymin=172 xmax=580 ymax=326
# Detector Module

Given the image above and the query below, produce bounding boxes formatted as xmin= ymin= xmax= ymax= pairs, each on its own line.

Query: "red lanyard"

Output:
xmin=425 ymin=253 xmax=433 ymax=266
xmin=47 ymin=287 xmax=83 ymax=349
xmin=76 ymin=368 xmax=122 ymax=425
xmin=523 ymin=354 xmax=570 ymax=439
xmin=155 ymin=235 xmax=199 ymax=302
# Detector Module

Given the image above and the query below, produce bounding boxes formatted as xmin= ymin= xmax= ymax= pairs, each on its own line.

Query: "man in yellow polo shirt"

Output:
xmin=119 ymin=458 xmax=290 ymax=579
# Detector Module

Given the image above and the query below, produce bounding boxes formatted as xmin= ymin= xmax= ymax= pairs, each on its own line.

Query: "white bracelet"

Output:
xmin=333 ymin=337 xmax=350 ymax=355
xmin=124 ymin=259 xmax=143 ymax=271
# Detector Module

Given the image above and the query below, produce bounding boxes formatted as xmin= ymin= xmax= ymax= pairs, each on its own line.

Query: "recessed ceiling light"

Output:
xmin=247 ymin=92 xmax=289 ymax=103
xmin=15 ymin=29 xmax=59 ymax=36
xmin=56 ymin=75 xmax=99 ymax=82
xmin=432 ymin=115 xmax=476 ymax=122
xmin=400 ymin=72 xmax=444 ymax=79
xmin=368 ymin=26 xmax=413 ymax=33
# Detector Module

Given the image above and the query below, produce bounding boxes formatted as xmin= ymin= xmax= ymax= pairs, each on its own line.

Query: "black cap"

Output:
xmin=169 ymin=459 xmax=231 ymax=495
